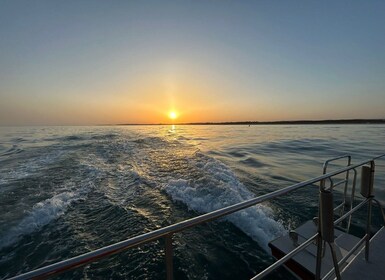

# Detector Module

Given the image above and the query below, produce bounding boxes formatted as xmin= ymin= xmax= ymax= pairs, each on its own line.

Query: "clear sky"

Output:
xmin=1 ymin=1 xmax=384 ymax=125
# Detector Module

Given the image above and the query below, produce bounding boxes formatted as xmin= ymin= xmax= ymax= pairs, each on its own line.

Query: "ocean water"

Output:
xmin=0 ymin=125 xmax=384 ymax=279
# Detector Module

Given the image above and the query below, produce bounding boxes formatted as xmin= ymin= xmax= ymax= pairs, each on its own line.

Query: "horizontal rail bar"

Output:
xmin=251 ymin=234 xmax=318 ymax=280
xmin=322 ymin=234 xmax=367 ymax=280
xmin=9 ymin=154 xmax=385 ymax=280
xmin=333 ymin=179 xmax=347 ymax=188
xmin=334 ymin=202 xmax=345 ymax=212
xmin=324 ymin=155 xmax=351 ymax=164
xmin=323 ymin=155 xmax=351 ymax=173
xmin=334 ymin=198 xmax=370 ymax=225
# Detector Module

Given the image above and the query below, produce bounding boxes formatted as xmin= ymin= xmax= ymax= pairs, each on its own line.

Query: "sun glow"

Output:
xmin=168 ymin=111 xmax=178 ymax=120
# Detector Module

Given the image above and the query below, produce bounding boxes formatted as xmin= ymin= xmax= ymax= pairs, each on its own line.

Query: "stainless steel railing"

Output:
xmin=254 ymin=155 xmax=385 ymax=280
xmin=322 ymin=155 xmax=353 ymax=232
xmin=8 ymin=154 xmax=385 ymax=280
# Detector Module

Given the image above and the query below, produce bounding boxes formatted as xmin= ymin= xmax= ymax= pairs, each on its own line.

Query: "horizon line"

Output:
xmin=1 ymin=118 xmax=385 ymax=127
xmin=115 ymin=118 xmax=385 ymax=126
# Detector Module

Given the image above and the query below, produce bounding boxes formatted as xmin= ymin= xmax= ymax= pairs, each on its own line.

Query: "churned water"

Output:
xmin=0 ymin=125 xmax=384 ymax=279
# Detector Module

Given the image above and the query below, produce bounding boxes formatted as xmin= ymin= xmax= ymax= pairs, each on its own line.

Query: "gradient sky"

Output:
xmin=1 ymin=1 xmax=384 ymax=125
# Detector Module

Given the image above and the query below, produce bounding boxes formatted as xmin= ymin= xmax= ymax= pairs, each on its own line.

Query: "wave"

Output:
xmin=163 ymin=152 xmax=285 ymax=250
xmin=240 ymin=157 xmax=268 ymax=168
xmin=90 ymin=133 xmax=118 ymax=140
xmin=255 ymin=139 xmax=338 ymax=155
xmin=0 ymin=188 xmax=89 ymax=250
xmin=62 ymin=135 xmax=84 ymax=141
xmin=0 ymin=145 xmax=24 ymax=157
xmin=0 ymin=150 xmax=65 ymax=184
xmin=129 ymin=135 xmax=285 ymax=250
xmin=0 ymin=131 xmax=285 ymax=254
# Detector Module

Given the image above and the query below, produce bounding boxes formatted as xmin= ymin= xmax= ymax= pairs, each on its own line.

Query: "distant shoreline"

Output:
xmin=1 ymin=118 xmax=385 ymax=127
xmin=117 ymin=119 xmax=385 ymax=126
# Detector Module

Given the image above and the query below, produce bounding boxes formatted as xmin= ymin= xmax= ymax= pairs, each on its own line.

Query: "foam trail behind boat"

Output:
xmin=164 ymin=152 xmax=285 ymax=250
xmin=0 ymin=187 xmax=89 ymax=250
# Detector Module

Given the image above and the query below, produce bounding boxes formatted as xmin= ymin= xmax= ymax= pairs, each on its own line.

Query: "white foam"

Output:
xmin=164 ymin=154 xmax=285 ymax=250
xmin=0 ymin=188 xmax=88 ymax=250
xmin=0 ymin=150 xmax=65 ymax=183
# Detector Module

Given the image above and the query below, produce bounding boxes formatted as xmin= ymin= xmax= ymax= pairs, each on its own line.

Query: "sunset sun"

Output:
xmin=168 ymin=111 xmax=178 ymax=120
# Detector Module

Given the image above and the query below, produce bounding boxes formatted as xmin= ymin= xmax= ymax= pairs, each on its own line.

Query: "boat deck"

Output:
xmin=341 ymin=226 xmax=385 ymax=279
xmin=268 ymin=220 xmax=364 ymax=279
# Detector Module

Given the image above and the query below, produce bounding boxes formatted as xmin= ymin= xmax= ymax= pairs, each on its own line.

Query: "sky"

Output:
xmin=0 ymin=1 xmax=384 ymax=125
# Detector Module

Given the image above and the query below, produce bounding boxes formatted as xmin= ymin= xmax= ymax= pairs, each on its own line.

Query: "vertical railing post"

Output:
xmin=361 ymin=161 xmax=375 ymax=262
xmin=315 ymin=178 xmax=325 ymax=280
xmin=165 ymin=233 xmax=174 ymax=280
xmin=341 ymin=156 xmax=351 ymax=220
xmin=365 ymin=161 xmax=375 ymax=261
xmin=320 ymin=190 xmax=341 ymax=279
xmin=347 ymin=169 xmax=357 ymax=233
xmin=315 ymin=234 xmax=323 ymax=280
xmin=365 ymin=200 xmax=372 ymax=261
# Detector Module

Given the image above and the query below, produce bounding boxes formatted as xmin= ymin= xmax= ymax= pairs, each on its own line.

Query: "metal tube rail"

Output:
xmin=322 ymin=155 xmax=351 ymax=174
xmin=9 ymin=154 xmax=385 ymax=280
xmin=332 ymin=179 xmax=347 ymax=189
xmin=346 ymin=169 xmax=358 ymax=233
xmin=165 ymin=234 xmax=174 ymax=280
xmin=321 ymin=196 xmax=373 ymax=279
xmin=334 ymin=198 xmax=370 ymax=226
xmin=372 ymin=198 xmax=385 ymax=223
xmin=251 ymin=233 xmax=318 ymax=280
xmin=322 ymin=234 xmax=368 ymax=280
xmin=334 ymin=203 xmax=344 ymax=211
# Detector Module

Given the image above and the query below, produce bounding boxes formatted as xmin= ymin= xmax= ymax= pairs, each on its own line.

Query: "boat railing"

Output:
xmin=322 ymin=155 xmax=353 ymax=232
xmin=255 ymin=154 xmax=385 ymax=280
xmin=8 ymin=154 xmax=385 ymax=280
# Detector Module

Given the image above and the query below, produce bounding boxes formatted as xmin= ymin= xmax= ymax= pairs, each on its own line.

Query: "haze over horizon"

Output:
xmin=1 ymin=1 xmax=385 ymax=126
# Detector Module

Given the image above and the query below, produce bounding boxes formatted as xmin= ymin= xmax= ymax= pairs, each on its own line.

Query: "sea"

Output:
xmin=1 ymin=124 xmax=384 ymax=280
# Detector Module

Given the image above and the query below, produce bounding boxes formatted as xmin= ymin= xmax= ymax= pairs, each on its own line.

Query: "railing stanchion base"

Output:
xmin=165 ymin=234 xmax=174 ymax=280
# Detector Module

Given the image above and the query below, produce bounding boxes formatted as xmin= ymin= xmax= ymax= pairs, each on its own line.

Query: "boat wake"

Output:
xmin=132 ymin=136 xmax=285 ymax=250
xmin=164 ymin=152 xmax=285 ymax=250
xmin=0 ymin=186 xmax=90 ymax=250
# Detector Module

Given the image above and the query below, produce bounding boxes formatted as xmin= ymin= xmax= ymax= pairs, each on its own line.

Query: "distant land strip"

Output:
xmin=117 ymin=119 xmax=385 ymax=126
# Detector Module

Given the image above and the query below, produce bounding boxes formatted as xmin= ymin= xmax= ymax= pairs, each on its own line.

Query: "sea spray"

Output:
xmin=163 ymin=152 xmax=286 ymax=251
xmin=0 ymin=187 xmax=89 ymax=250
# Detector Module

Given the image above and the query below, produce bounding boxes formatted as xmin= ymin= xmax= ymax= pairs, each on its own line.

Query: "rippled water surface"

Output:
xmin=1 ymin=125 xmax=384 ymax=279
